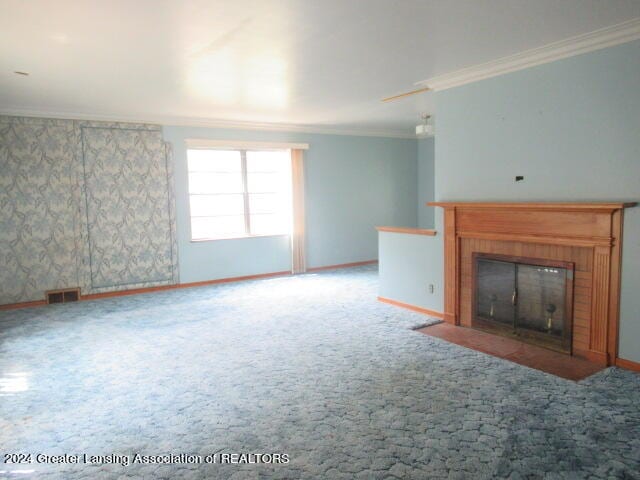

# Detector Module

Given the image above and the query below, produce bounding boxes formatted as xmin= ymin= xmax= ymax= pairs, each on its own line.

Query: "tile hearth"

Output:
xmin=417 ymin=322 xmax=604 ymax=380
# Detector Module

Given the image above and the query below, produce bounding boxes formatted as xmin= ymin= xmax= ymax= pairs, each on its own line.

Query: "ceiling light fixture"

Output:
xmin=416 ymin=114 xmax=434 ymax=137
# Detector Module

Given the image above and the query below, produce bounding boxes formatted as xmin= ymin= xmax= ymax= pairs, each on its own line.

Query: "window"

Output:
xmin=187 ymin=148 xmax=292 ymax=241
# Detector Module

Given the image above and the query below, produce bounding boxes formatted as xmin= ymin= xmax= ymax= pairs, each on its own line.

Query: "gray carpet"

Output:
xmin=1 ymin=265 xmax=639 ymax=479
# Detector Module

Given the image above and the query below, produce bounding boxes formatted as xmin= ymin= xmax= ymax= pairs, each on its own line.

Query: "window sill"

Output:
xmin=190 ymin=233 xmax=291 ymax=243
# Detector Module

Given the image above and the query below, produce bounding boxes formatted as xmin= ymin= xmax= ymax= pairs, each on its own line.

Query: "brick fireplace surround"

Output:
xmin=429 ymin=202 xmax=636 ymax=366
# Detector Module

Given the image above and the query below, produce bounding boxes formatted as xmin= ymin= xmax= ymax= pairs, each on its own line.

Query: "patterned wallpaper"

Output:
xmin=0 ymin=116 xmax=178 ymax=305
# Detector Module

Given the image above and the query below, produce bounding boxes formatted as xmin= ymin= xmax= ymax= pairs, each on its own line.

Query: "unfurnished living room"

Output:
xmin=1 ymin=1 xmax=640 ymax=479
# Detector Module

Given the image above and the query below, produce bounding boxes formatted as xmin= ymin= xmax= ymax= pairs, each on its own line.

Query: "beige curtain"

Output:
xmin=291 ymin=149 xmax=306 ymax=274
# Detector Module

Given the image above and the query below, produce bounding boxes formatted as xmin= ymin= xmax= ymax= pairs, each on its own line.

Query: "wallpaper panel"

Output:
xmin=0 ymin=116 xmax=178 ymax=304
xmin=82 ymin=127 xmax=174 ymax=289
xmin=0 ymin=118 xmax=81 ymax=304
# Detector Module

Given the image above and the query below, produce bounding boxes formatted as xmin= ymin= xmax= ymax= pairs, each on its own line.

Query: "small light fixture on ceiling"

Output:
xmin=14 ymin=71 xmax=29 ymax=76
xmin=416 ymin=114 xmax=434 ymax=137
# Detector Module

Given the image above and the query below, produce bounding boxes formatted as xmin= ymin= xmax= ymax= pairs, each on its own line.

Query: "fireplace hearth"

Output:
xmin=473 ymin=253 xmax=573 ymax=353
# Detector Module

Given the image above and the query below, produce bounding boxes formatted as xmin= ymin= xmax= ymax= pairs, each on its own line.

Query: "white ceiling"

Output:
xmin=1 ymin=0 xmax=640 ymax=136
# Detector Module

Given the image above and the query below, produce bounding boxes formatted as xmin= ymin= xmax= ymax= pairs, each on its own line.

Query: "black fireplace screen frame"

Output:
xmin=471 ymin=252 xmax=575 ymax=354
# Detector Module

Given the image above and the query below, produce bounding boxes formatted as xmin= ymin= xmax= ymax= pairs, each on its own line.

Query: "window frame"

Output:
xmin=187 ymin=147 xmax=292 ymax=242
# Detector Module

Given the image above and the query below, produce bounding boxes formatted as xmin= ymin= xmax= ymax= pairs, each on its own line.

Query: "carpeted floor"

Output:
xmin=1 ymin=265 xmax=639 ymax=479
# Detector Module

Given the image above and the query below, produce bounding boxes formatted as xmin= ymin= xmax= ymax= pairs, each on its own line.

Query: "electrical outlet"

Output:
xmin=428 ymin=284 xmax=434 ymax=294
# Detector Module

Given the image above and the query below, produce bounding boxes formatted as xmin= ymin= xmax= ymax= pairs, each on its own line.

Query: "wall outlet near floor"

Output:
xmin=428 ymin=284 xmax=434 ymax=294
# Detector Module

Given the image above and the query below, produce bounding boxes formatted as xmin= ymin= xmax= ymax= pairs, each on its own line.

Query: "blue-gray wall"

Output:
xmin=378 ymin=231 xmax=443 ymax=313
xmin=417 ymin=137 xmax=435 ymax=228
xmin=434 ymin=39 xmax=640 ymax=362
xmin=163 ymin=126 xmax=418 ymax=283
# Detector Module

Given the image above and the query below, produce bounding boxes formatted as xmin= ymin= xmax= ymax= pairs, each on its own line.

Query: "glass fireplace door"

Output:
xmin=476 ymin=259 xmax=516 ymax=329
xmin=515 ymin=264 xmax=567 ymax=338
xmin=474 ymin=254 xmax=572 ymax=353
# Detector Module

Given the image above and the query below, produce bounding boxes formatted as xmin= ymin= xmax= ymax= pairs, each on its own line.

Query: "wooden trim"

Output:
xmin=429 ymin=202 xmax=636 ymax=211
xmin=381 ymin=86 xmax=430 ymax=103
xmin=590 ymin=245 xmax=611 ymax=353
xmin=615 ymin=357 xmax=640 ymax=372
xmin=434 ymin=201 xmax=636 ymax=366
xmin=1 ymin=261 xmax=379 ymax=310
xmin=83 ymin=270 xmax=293 ymax=300
xmin=608 ymin=209 xmax=623 ymax=362
xmin=376 ymin=226 xmax=437 ymax=236
xmin=0 ymin=300 xmax=47 ymax=311
xmin=457 ymin=231 xmax=613 ymax=248
xmin=377 ymin=296 xmax=444 ymax=319
xmin=82 ymin=284 xmax=178 ymax=300
xmin=307 ymin=260 xmax=378 ymax=272
xmin=443 ymin=207 xmax=458 ymax=325
xmin=177 ymin=271 xmax=292 ymax=288
xmin=573 ymin=348 xmax=608 ymax=366
xmin=472 ymin=252 xmax=576 ymax=270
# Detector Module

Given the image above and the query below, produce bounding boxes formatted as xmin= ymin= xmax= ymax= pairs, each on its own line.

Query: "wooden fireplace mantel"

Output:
xmin=429 ymin=202 xmax=636 ymax=211
xmin=428 ymin=201 xmax=636 ymax=366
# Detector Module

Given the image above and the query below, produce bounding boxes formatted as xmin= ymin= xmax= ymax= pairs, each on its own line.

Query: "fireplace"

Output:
xmin=429 ymin=201 xmax=636 ymax=366
xmin=472 ymin=253 xmax=573 ymax=353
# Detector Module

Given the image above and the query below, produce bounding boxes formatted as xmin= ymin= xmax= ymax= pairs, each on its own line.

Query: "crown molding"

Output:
xmin=418 ymin=17 xmax=640 ymax=91
xmin=0 ymin=108 xmax=417 ymax=139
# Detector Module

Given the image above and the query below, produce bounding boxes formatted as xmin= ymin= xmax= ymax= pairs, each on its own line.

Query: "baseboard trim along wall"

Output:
xmin=0 ymin=260 xmax=379 ymax=310
xmin=615 ymin=357 xmax=640 ymax=372
xmin=83 ymin=270 xmax=294 ymax=301
xmin=377 ymin=296 xmax=445 ymax=319
xmin=307 ymin=260 xmax=378 ymax=272
xmin=0 ymin=300 xmax=48 ymax=311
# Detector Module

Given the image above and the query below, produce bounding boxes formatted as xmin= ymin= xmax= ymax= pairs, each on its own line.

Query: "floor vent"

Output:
xmin=46 ymin=288 xmax=81 ymax=304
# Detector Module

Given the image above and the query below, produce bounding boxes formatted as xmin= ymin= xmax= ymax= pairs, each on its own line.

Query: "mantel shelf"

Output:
xmin=428 ymin=201 xmax=636 ymax=212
